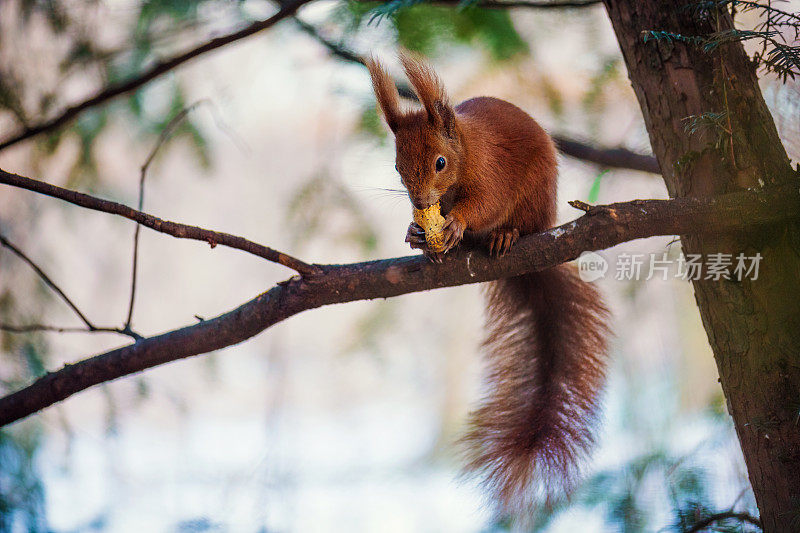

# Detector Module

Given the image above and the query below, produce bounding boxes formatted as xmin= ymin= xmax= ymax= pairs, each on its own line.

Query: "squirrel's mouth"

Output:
xmin=437 ymin=187 xmax=457 ymax=216
xmin=408 ymin=186 xmax=453 ymax=212
xmin=409 ymin=189 xmax=442 ymax=210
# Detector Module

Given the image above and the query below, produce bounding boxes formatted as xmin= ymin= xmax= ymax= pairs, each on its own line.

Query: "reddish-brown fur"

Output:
xmin=367 ymin=55 xmax=610 ymax=514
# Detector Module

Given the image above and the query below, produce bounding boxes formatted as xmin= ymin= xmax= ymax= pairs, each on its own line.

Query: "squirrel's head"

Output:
xmin=367 ymin=54 xmax=463 ymax=210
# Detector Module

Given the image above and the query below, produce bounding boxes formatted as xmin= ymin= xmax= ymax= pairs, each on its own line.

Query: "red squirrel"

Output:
xmin=367 ymin=55 xmax=611 ymax=513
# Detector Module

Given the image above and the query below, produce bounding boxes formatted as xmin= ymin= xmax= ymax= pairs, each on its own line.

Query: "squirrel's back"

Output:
xmin=456 ymin=96 xmax=558 ymax=234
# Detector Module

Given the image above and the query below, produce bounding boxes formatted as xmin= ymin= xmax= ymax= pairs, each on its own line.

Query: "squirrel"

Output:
xmin=367 ymin=54 xmax=611 ymax=514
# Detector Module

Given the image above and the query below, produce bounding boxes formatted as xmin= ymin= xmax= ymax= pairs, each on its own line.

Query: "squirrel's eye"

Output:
xmin=435 ymin=156 xmax=446 ymax=172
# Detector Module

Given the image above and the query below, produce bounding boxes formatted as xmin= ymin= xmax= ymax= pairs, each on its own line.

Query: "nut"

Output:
xmin=413 ymin=203 xmax=446 ymax=253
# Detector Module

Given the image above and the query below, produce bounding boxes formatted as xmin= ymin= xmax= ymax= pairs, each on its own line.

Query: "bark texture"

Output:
xmin=603 ymin=1 xmax=800 ymax=529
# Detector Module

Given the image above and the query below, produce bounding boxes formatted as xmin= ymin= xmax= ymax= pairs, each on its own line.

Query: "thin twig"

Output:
xmin=0 ymin=324 xmax=90 ymax=334
xmin=568 ymin=199 xmax=593 ymax=212
xmin=684 ymin=511 xmax=762 ymax=532
xmin=126 ymin=102 xmax=205 ymax=329
xmin=0 ymin=0 xmax=314 ymax=152
xmin=568 ymin=199 xmax=615 ymax=217
xmin=293 ymin=17 xmax=661 ymax=174
xmin=0 ymin=323 xmax=140 ymax=338
xmin=0 ymin=232 xmax=94 ymax=329
xmin=0 ymin=168 xmax=321 ymax=276
xmin=293 ymin=17 xmax=420 ymax=99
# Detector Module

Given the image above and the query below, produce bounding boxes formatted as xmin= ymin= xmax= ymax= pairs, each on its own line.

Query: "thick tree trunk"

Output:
xmin=602 ymin=1 xmax=800 ymax=530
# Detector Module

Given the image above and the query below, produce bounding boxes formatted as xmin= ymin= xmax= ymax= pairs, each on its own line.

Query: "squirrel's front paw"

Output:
xmin=406 ymin=221 xmax=444 ymax=262
xmin=405 ymin=222 xmax=427 ymax=249
xmin=441 ymin=214 xmax=465 ymax=253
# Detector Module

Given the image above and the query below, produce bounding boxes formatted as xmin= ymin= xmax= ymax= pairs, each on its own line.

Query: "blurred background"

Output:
xmin=0 ymin=0 xmax=798 ymax=531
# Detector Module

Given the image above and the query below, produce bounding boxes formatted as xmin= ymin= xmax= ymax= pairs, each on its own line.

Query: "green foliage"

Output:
xmin=137 ymin=0 xmax=204 ymax=30
xmin=587 ymin=169 xmax=609 ymax=203
xmin=499 ymin=446 xmax=760 ymax=532
xmin=147 ymin=87 xmax=212 ymax=170
xmin=0 ymin=71 xmax=29 ymax=124
xmin=393 ymin=5 xmax=527 ymax=60
xmin=643 ymin=1 xmax=800 ymax=82
xmin=684 ymin=110 xmax=730 ymax=137
xmin=358 ymin=104 xmax=390 ymax=142
xmin=703 ymin=28 xmax=800 ymax=82
xmin=339 ymin=1 xmax=528 ymax=61
xmin=581 ymin=56 xmax=622 ymax=135
xmin=6 ymin=0 xmax=213 ymax=179
xmin=672 ymin=149 xmax=704 ymax=178
xmin=682 ymin=111 xmax=740 ymax=158
xmin=642 ymin=30 xmax=705 ymax=47
xmin=582 ymin=57 xmax=621 ymax=112
xmin=0 ymin=427 xmax=47 ymax=533
xmin=21 ymin=341 xmax=47 ymax=379
xmin=3 ymin=0 xmax=531 ymax=175
xmin=450 ymin=8 xmax=529 ymax=61
xmin=68 ymin=108 xmax=109 ymax=188
xmin=540 ymin=78 xmax=565 ymax=118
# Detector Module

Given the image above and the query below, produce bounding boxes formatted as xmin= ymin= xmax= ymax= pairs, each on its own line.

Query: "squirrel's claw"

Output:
xmin=488 ymin=228 xmax=519 ymax=257
xmin=441 ymin=214 xmax=465 ymax=253
xmin=423 ymin=250 xmax=444 ymax=263
xmin=405 ymin=222 xmax=427 ymax=247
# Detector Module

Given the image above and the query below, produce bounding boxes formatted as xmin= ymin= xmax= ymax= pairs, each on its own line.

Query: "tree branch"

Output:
xmin=552 ymin=136 xmax=660 ymax=174
xmin=293 ymin=18 xmax=660 ymax=174
xmin=0 ymin=0 xmax=315 ymax=152
xmin=126 ymin=103 xmax=205 ymax=329
xmin=684 ymin=511 xmax=762 ymax=532
xmin=0 ymin=168 xmax=321 ymax=277
xmin=0 ymin=232 xmax=94 ymax=329
xmin=1 ymin=183 xmax=798 ymax=426
xmin=0 ymin=324 xmax=137 ymax=337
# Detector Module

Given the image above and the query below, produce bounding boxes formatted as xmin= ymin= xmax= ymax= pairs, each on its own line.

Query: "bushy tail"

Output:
xmin=463 ymin=265 xmax=610 ymax=514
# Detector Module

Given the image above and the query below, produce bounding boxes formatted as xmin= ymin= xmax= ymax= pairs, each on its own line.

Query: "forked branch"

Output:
xmin=0 ymin=168 xmax=320 ymax=277
xmin=0 ymin=232 xmax=141 ymax=339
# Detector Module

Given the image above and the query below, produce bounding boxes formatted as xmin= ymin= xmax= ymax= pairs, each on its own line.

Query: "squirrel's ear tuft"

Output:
xmin=400 ymin=52 xmax=456 ymax=138
xmin=435 ymin=101 xmax=457 ymax=139
xmin=366 ymin=56 xmax=401 ymax=132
